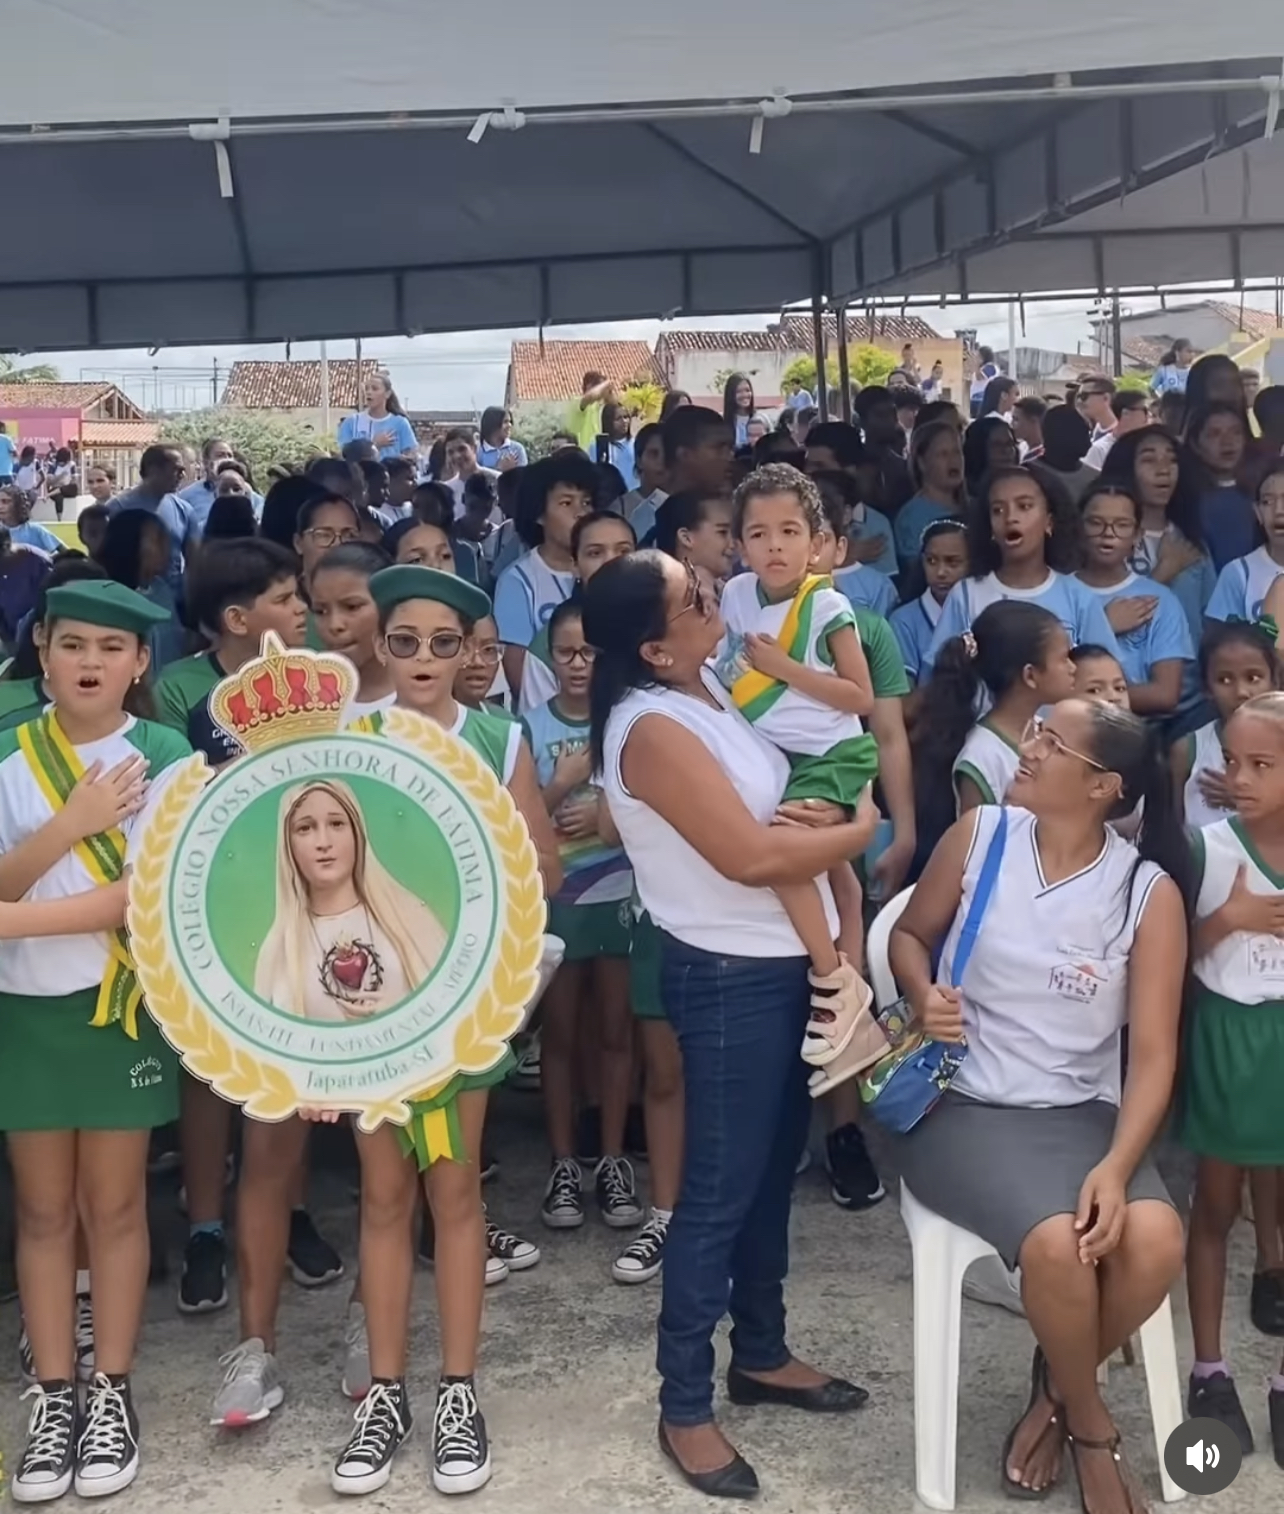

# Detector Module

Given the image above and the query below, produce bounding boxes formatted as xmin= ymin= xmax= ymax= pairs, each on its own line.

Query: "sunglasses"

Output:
xmin=669 ymin=561 xmax=712 ymax=625
xmin=384 ymin=630 xmax=465 ymax=661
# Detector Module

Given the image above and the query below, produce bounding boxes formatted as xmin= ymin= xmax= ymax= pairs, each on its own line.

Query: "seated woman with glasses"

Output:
xmin=1074 ymin=482 xmax=1193 ymax=720
xmin=891 ymin=697 xmax=1191 ymax=1514
xmin=584 ymin=549 xmax=878 ymax=1498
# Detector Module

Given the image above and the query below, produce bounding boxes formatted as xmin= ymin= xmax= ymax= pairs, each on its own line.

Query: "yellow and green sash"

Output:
xmin=352 ymin=703 xmax=465 ymax=1164
xmin=16 ymin=713 xmax=143 ymax=1039
xmin=730 ymin=573 xmax=828 ymax=724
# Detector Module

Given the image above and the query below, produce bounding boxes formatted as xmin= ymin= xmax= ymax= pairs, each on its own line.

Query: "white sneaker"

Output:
xmin=962 ymin=1256 xmax=1026 ymax=1316
xmin=485 ymin=1255 xmax=509 ymax=1287
xmin=341 ymin=1304 xmax=371 ymax=1402
xmin=210 ymin=1338 xmax=285 ymax=1427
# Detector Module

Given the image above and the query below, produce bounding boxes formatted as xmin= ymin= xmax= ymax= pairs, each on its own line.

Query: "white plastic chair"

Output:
xmin=867 ymin=890 xmax=1186 ymax=1510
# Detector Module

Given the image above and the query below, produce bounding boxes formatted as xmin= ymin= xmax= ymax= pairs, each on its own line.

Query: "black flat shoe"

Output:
xmin=658 ymin=1421 xmax=759 ymax=1499
xmin=725 ymin=1366 xmax=869 ymax=1413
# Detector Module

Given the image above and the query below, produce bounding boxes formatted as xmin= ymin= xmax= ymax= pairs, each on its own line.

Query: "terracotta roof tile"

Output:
xmin=507 ymin=341 xmax=665 ymax=403
xmin=655 ymin=330 xmax=782 ymax=357
xmin=221 ymin=360 xmax=382 ymax=409
xmin=775 ymin=313 xmax=945 ymax=347
xmin=1204 ymin=302 xmax=1279 ymax=342
xmin=0 ymin=381 xmax=116 ymax=411
xmin=81 ymin=420 xmax=160 ymax=447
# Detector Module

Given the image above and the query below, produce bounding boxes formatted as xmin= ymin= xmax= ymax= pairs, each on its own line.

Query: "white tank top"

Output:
xmin=1184 ymin=721 xmax=1231 ymax=830
xmin=1193 ymin=818 xmax=1284 ymax=1003
xmin=600 ymin=671 xmax=838 ymax=957
xmin=940 ymin=806 xmax=1165 ymax=1108
xmin=953 ymin=722 xmax=1020 ymax=812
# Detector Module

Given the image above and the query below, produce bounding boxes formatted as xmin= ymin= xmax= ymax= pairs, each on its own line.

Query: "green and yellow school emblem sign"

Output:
xmin=128 ymin=636 xmax=545 ymax=1129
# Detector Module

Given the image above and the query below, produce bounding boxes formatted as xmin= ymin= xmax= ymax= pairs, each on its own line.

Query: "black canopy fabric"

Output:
xmin=1 ymin=2 xmax=1279 ymax=350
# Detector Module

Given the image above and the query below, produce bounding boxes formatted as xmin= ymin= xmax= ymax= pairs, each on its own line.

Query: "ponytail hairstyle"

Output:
xmin=1079 ymin=699 xmax=1196 ymax=924
xmin=581 ymin=550 xmax=671 ymax=772
xmin=652 ymin=490 xmax=716 ymax=556
xmin=911 ymin=599 xmax=1064 ymax=807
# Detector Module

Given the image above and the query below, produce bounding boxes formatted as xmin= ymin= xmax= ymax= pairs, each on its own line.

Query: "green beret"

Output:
xmin=45 ymin=580 xmax=173 ymax=635
xmin=369 ymin=564 xmax=491 ymax=624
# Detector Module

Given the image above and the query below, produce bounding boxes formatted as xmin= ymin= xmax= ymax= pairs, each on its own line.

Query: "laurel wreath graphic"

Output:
xmin=128 ymin=709 xmax=546 ymax=1129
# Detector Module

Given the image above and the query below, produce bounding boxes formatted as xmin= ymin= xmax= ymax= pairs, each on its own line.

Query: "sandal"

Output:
xmin=1000 ymin=1346 xmax=1065 ymax=1500
xmin=1066 ymin=1426 xmax=1149 ymax=1514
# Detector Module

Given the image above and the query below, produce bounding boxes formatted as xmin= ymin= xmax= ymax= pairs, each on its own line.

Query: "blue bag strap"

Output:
xmin=948 ymin=808 xmax=1007 ymax=989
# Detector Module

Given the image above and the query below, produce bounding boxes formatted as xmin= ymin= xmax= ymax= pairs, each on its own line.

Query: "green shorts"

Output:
xmin=547 ymin=898 xmax=632 ymax=962
xmin=782 ymin=732 xmax=880 ymax=810
xmin=1180 ymin=987 xmax=1284 ymax=1166
xmin=630 ymin=910 xmax=665 ymax=1020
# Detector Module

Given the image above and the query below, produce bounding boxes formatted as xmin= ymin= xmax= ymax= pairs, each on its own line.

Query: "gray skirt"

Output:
xmin=893 ymin=1093 xmax=1174 ymax=1268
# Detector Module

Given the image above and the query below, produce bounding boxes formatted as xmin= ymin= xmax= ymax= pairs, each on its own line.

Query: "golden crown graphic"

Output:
xmin=210 ymin=632 xmax=359 ymax=754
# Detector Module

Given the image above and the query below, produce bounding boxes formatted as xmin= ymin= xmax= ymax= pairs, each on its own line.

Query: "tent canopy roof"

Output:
xmin=2 ymin=1 xmax=1280 ymax=350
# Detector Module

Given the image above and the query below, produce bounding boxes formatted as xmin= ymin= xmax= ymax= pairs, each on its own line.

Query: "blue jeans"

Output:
xmin=656 ymin=934 xmax=812 ymax=1425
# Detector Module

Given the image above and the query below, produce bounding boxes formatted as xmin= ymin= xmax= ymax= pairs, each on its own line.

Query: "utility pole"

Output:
xmin=320 ymin=342 xmax=331 ymax=438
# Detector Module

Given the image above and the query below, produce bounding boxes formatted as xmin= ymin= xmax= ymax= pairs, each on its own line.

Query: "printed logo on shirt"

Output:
xmin=1048 ymin=951 xmax=1110 ymax=1003
xmin=1247 ymin=936 xmax=1284 ymax=983
xmin=713 ymin=632 xmax=750 ymax=691
xmin=129 ymin=1055 xmax=164 ymax=1091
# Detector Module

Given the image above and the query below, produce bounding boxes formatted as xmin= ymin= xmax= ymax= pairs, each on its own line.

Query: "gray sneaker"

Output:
xmin=210 ymin=1338 xmax=285 ymax=1427
xmin=341 ymin=1305 xmax=372 ymax=1402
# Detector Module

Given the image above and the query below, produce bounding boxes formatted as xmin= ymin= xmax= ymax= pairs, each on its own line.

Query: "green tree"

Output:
xmin=0 ymin=354 xmax=60 ymax=383
xmin=510 ymin=402 xmax=575 ymax=460
xmin=1115 ymin=370 xmax=1152 ymax=394
xmin=783 ymin=343 xmax=896 ymax=397
xmin=158 ymin=407 xmax=329 ymax=485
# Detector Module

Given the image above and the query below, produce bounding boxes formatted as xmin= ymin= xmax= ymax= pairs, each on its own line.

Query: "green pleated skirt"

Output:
xmin=1180 ymin=986 xmax=1284 ymax=1166
xmin=0 ymin=986 xmax=180 ymax=1132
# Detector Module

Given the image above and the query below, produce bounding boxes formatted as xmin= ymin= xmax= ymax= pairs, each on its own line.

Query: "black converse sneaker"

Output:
xmin=12 ymin=1382 xmax=77 ymax=1503
xmin=331 ymin=1379 xmax=413 ymax=1496
xmin=75 ymin=1373 xmax=140 ymax=1499
xmin=432 ymin=1378 xmax=491 ymax=1495
xmin=178 ymin=1230 xmax=229 ymax=1314
xmin=611 ymin=1209 xmax=670 ymax=1284
xmin=595 ymin=1155 xmax=643 ymax=1228
xmin=541 ymin=1157 xmax=584 ymax=1229
xmin=485 ymin=1214 xmax=541 ymax=1272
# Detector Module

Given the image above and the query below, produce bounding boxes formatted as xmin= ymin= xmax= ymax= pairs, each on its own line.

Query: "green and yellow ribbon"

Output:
xmin=730 ymin=573 xmax=828 ymax=724
xmin=17 ymin=712 xmax=142 ymax=1038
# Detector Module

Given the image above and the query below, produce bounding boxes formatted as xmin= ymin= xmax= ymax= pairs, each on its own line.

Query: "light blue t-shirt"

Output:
xmin=1127 ymin=530 xmax=1216 ymax=651
xmin=1149 ymin=364 xmax=1189 ymax=396
xmin=0 ymin=435 xmax=16 ymax=477
xmin=834 ymin=562 xmax=898 ymax=619
xmin=849 ymin=504 xmax=898 ymax=579
xmin=337 ymin=412 xmax=417 ymax=460
xmin=180 ymin=479 xmax=265 ymax=541
xmin=925 ymin=570 xmax=1121 ymax=671
xmin=894 ymin=493 xmax=958 ymax=568
xmin=1205 ymin=546 xmax=1284 ymax=624
xmin=493 ymin=549 xmax=576 ymax=648
xmin=890 ymin=590 xmax=944 ymax=685
xmin=8 ymin=521 xmax=62 ymax=556
xmin=1076 ymin=573 xmax=1193 ymax=687
xmin=477 ymin=439 xmax=528 ymax=471
xmin=603 ymin=438 xmax=637 ymax=493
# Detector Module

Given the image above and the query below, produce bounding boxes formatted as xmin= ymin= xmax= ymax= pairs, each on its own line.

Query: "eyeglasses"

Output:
xmin=550 ymin=645 xmax=596 ymax=668
xmin=669 ymin=562 xmax=712 ymax=625
xmin=1081 ymin=518 xmax=1136 ymax=538
xmin=1020 ymin=714 xmax=1106 ymax=771
xmin=466 ymin=643 xmax=504 ymax=667
xmin=384 ymin=630 xmax=465 ymax=661
xmin=303 ymin=526 xmax=359 ymax=549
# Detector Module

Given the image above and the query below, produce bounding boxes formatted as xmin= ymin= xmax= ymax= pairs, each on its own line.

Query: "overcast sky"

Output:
xmin=34 ymin=299 xmax=1116 ymax=414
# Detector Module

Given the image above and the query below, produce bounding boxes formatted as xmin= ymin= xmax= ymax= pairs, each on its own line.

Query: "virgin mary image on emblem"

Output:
xmin=253 ymin=780 xmax=447 ymax=1020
